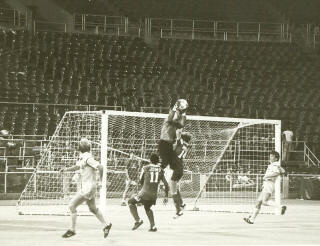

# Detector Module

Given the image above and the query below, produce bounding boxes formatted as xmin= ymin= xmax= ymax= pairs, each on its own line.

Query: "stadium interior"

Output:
xmin=0 ymin=0 xmax=320 ymax=200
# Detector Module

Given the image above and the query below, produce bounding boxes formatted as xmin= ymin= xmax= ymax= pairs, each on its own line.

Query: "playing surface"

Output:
xmin=0 ymin=199 xmax=319 ymax=246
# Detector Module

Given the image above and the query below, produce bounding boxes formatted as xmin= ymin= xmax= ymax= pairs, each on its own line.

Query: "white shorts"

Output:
xmin=261 ymin=181 xmax=275 ymax=194
xmin=164 ymin=168 xmax=173 ymax=181
xmin=79 ymin=183 xmax=97 ymax=200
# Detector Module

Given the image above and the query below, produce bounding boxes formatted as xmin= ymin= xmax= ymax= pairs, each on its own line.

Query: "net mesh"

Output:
xmin=17 ymin=111 xmax=280 ymax=215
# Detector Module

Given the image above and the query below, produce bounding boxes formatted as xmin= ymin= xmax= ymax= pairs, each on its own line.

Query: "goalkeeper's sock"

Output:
xmin=146 ymin=209 xmax=155 ymax=228
xmin=129 ymin=204 xmax=140 ymax=222
xmin=172 ymin=194 xmax=181 ymax=213
xmin=177 ymin=190 xmax=184 ymax=207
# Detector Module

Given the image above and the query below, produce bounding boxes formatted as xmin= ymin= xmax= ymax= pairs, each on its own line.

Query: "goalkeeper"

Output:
xmin=158 ymin=99 xmax=188 ymax=218
xmin=243 ymin=151 xmax=287 ymax=224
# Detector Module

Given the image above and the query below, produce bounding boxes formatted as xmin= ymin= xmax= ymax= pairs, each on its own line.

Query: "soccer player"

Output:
xmin=171 ymin=130 xmax=192 ymax=216
xmin=60 ymin=138 xmax=112 ymax=238
xmin=158 ymin=100 xmax=187 ymax=217
xmin=121 ymin=152 xmax=140 ymax=206
xmin=243 ymin=151 xmax=287 ymax=224
xmin=128 ymin=153 xmax=169 ymax=232
xmin=232 ymin=169 xmax=254 ymax=189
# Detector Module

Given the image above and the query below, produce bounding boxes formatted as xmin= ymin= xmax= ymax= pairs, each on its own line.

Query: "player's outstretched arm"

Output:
xmin=97 ymin=164 xmax=104 ymax=181
xmin=166 ymin=103 xmax=178 ymax=123
xmin=167 ymin=100 xmax=187 ymax=128
xmin=60 ymin=165 xmax=80 ymax=173
xmin=263 ymin=170 xmax=281 ymax=180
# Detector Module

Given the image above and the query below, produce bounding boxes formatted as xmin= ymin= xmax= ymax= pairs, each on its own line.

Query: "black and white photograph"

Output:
xmin=0 ymin=0 xmax=320 ymax=245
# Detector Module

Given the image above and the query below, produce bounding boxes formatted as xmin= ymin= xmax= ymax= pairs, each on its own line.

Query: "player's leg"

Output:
xmin=244 ymin=192 xmax=268 ymax=224
xmin=121 ymin=179 xmax=131 ymax=206
xmin=158 ymin=140 xmax=172 ymax=169
xmin=171 ymin=162 xmax=184 ymax=218
xmin=86 ymin=198 xmax=112 ymax=238
xmin=128 ymin=195 xmax=143 ymax=230
xmin=177 ymin=189 xmax=185 ymax=209
xmin=62 ymin=193 xmax=86 ymax=238
xmin=261 ymin=193 xmax=287 ymax=215
xmin=144 ymin=202 xmax=157 ymax=232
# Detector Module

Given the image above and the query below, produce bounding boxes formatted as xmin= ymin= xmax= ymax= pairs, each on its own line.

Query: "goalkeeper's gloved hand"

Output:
xmin=163 ymin=197 xmax=168 ymax=205
xmin=172 ymin=102 xmax=179 ymax=112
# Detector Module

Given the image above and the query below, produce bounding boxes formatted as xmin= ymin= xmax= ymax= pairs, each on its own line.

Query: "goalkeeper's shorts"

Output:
xmin=171 ymin=159 xmax=184 ymax=181
xmin=158 ymin=140 xmax=178 ymax=169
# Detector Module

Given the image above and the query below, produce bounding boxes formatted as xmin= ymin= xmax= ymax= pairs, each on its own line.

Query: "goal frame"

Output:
xmin=101 ymin=110 xmax=282 ymax=214
xmin=17 ymin=110 xmax=282 ymax=215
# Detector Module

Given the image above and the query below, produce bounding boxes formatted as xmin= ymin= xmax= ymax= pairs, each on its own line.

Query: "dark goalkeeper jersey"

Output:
xmin=138 ymin=164 xmax=169 ymax=201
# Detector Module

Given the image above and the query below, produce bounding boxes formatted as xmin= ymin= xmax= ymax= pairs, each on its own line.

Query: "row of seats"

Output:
xmin=0 ymin=29 xmax=319 ymax=161
xmin=159 ymin=38 xmax=320 ymax=156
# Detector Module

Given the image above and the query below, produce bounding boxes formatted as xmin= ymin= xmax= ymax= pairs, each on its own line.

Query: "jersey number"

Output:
xmin=150 ymin=171 xmax=159 ymax=183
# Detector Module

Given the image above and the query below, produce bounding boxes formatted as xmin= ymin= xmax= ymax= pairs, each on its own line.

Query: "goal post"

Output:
xmin=17 ymin=110 xmax=281 ymax=215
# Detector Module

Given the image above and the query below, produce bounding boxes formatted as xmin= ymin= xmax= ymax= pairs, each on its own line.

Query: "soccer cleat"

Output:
xmin=132 ymin=220 xmax=143 ymax=230
xmin=149 ymin=227 xmax=157 ymax=232
xmin=173 ymin=211 xmax=183 ymax=219
xmin=62 ymin=229 xmax=76 ymax=238
xmin=121 ymin=201 xmax=126 ymax=206
xmin=103 ymin=223 xmax=112 ymax=238
xmin=180 ymin=204 xmax=186 ymax=210
xmin=281 ymin=206 xmax=287 ymax=215
xmin=243 ymin=217 xmax=254 ymax=224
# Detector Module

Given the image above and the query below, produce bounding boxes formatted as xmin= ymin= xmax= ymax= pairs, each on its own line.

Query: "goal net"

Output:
xmin=17 ymin=110 xmax=281 ymax=215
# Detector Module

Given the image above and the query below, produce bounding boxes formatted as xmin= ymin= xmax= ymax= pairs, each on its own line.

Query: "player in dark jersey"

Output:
xmin=158 ymin=100 xmax=187 ymax=217
xmin=171 ymin=130 xmax=192 ymax=217
xmin=128 ymin=154 xmax=169 ymax=232
xmin=121 ymin=152 xmax=141 ymax=206
xmin=158 ymin=100 xmax=187 ymax=171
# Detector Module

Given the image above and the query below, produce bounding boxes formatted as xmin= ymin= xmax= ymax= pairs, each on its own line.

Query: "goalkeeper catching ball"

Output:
xmin=158 ymin=99 xmax=188 ymax=218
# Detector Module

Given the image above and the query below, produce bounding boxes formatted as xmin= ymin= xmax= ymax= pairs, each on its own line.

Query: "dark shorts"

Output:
xmin=158 ymin=140 xmax=184 ymax=181
xmin=171 ymin=158 xmax=184 ymax=181
xmin=128 ymin=195 xmax=155 ymax=210
xmin=158 ymin=140 xmax=178 ymax=168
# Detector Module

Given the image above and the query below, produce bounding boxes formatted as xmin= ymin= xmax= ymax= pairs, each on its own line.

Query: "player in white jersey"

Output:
xmin=244 ymin=151 xmax=287 ymax=224
xmin=60 ymin=138 xmax=112 ymax=238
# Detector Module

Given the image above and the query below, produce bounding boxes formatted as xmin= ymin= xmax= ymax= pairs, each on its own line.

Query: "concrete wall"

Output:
xmin=5 ymin=0 xmax=74 ymax=32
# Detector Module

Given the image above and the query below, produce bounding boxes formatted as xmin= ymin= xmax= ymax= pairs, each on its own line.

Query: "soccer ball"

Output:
xmin=177 ymin=99 xmax=188 ymax=111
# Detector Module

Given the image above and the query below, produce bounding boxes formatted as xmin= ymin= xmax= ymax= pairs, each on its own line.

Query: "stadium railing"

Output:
xmin=74 ymin=13 xmax=140 ymax=36
xmin=0 ymin=7 xmax=26 ymax=28
xmin=33 ymin=14 xmax=141 ymax=37
xmin=304 ymin=144 xmax=320 ymax=168
xmin=33 ymin=20 xmax=67 ymax=33
xmin=148 ymin=18 xmax=290 ymax=42
xmin=313 ymin=34 xmax=320 ymax=49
